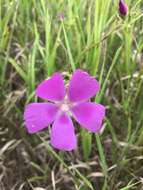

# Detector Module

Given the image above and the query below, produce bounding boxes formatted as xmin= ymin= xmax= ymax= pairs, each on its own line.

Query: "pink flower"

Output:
xmin=24 ymin=70 xmax=105 ymax=151
xmin=119 ymin=0 xmax=128 ymax=16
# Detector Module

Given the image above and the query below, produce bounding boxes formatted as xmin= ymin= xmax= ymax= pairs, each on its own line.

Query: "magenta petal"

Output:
xmin=24 ymin=103 xmax=58 ymax=134
xmin=71 ymin=102 xmax=105 ymax=132
xmin=68 ymin=69 xmax=100 ymax=102
xmin=50 ymin=113 xmax=77 ymax=151
xmin=36 ymin=73 xmax=66 ymax=101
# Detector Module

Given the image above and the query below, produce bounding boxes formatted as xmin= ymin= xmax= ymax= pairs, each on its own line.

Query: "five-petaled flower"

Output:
xmin=24 ymin=70 xmax=105 ymax=151
xmin=119 ymin=0 xmax=128 ymax=16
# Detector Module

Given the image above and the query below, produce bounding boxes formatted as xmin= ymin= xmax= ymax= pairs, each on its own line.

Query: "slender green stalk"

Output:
xmin=62 ymin=22 xmax=76 ymax=71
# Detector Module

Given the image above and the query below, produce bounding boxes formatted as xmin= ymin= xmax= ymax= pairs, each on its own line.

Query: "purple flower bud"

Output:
xmin=57 ymin=12 xmax=64 ymax=21
xmin=119 ymin=0 xmax=128 ymax=16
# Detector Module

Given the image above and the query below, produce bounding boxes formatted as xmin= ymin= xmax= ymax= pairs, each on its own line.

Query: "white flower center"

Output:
xmin=56 ymin=95 xmax=77 ymax=114
xmin=60 ymin=103 xmax=70 ymax=112
xmin=56 ymin=95 xmax=72 ymax=113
